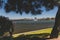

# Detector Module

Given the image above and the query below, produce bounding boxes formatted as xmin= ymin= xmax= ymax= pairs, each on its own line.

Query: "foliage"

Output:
xmin=0 ymin=0 xmax=3 ymax=8
xmin=0 ymin=16 xmax=14 ymax=37
xmin=0 ymin=0 xmax=59 ymax=15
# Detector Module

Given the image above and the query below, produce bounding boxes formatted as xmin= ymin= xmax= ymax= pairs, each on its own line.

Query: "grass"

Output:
xmin=1 ymin=28 xmax=60 ymax=40
xmin=13 ymin=28 xmax=52 ymax=38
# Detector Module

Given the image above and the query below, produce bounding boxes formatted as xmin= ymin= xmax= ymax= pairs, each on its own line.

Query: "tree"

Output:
xmin=51 ymin=17 xmax=55 ymax=20
xmin=0 ymin=0 xmax=60 ymax=38
xmin=0 ymin=16 xmax=14 ymax=37
xmin=0 ymin=0 xmax=3 ymax=8
xmin=45 ymin=17 xmax=50 ymax=20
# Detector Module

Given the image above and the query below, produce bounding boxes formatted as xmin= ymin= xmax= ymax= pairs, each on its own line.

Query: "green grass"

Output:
xmin=13 ymin=28 xmax=52 ymax=38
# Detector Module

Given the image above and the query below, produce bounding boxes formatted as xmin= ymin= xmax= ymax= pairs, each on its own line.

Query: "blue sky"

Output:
xmin=0 ymin=6 xmax=58 ymax=19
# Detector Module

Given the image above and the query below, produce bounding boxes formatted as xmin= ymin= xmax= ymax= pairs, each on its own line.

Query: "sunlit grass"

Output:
xmin=13 ymin=28 xmax=52 ymax=38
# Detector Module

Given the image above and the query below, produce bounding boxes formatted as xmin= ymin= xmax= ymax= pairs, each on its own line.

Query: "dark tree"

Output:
xmin=0 ymin=16 xmax=14 ymax=37
xmin=0 ymin=0 xmax=3 ymax=8
xmin=0 ymin=0 xmax=60 ymax=38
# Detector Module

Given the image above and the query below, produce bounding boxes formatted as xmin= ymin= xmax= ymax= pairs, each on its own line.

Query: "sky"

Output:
xmin=0 ymin=6 xmax=58 ymax=19
xmin=0 ymin=0 xmax=58 ymax=19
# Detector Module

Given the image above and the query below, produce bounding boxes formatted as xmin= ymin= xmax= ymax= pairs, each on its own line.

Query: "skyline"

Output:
xmin=0 ymin=6 xmax=58 ymax=19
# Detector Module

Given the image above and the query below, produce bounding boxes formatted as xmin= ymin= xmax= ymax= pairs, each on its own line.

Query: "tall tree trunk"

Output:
xmin=50 ymin=6 xmax=60 ymax=38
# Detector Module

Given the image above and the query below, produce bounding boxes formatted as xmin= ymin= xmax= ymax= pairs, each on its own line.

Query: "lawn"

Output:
xmin=2 ymin=28 xmax=60 ymax=40
xmin=13 ymin=28 xmax=52 ymax=38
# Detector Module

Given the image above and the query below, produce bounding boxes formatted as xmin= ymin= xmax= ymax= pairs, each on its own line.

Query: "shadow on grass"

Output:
xmin=0 ymin=36 xmax=13 ymax=40
xmin=14 ymin=33 xmax=50 ymax=40
xmin=0 ymin=33 xmax=51 ymax=40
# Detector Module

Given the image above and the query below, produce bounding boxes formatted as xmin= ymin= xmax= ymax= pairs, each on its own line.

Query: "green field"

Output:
xmin=14 ymin=23 xmax=53 ymax=34
xmin=12 ymin=21 xmax=54 ymax=39
xmin=13 ymin=28 xmax=52 ymax=38
xmin=3 ymin=27 xmax=60 ymax=40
